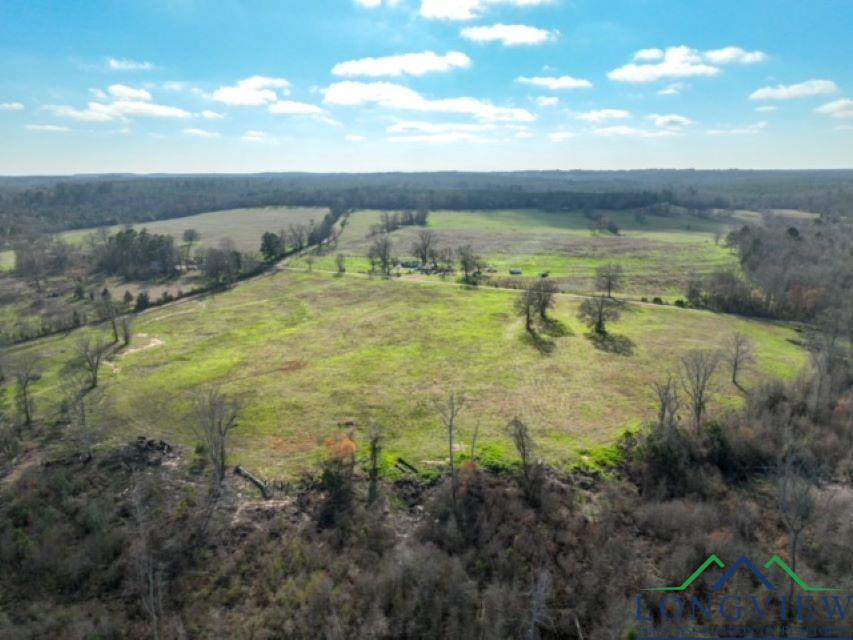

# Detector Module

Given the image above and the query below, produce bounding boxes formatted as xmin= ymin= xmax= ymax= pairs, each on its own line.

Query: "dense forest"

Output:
xmin=1 ymin=170 xmax=852 ymax=241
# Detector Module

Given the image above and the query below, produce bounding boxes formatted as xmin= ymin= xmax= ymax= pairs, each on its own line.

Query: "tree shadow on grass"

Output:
xmin=540 ymin=317 xmax=573 ymax=338
xmin=585 ymin=331 xmax=635 ymax=356
xmin=521 ymin=330 xmax=557 ymax=355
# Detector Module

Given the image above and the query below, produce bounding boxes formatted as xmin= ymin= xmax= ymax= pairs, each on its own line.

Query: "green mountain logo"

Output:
xmin=643 ymin=554 xmax=840 ymax=592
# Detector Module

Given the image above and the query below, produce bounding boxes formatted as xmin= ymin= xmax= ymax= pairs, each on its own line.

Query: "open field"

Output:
xmin=312 ymin=208 xmax=746 ymax=297
xmin=17 ymin=270 xmax=807 ymax=479
xmin=61 ymin=205 xmax=328 ymax=254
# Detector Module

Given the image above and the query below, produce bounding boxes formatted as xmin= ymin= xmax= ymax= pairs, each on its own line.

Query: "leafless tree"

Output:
xmin=526 ymin=568 xmax=554 ymax=640
xmin=507 ymin=417 xmax=535 ymax=486
xmin=533 ymin=278 xmax=558 ymax=320
xmin=458 ymin=244 xmax=479 ymax=282
xmin=192 ymin=387 xmax=240 ymax=488
xmin=680 ymin=349 xmax=721 ymax=430
xmin=75 ymin=335 xmax=111 ymax=389
xmin=411 ymin=229 xmax=437 ymax=265
xmin=335 ymin=253 xmax=346 ymax=274
xmin=578 ymin=296 xmax=621 ymax=335
xmin=437 ymin=392 xmax=465 ymax=514
xmin=651 ymin=375 xmax=681 ymax=431
xmin=10 ymin=355 xmax=41 ymax=428
xmin=97 ymin=299 xmax=120 ymax=342
xmin=368 ymin=234 xmax=394 ymax=276
xmin=776 ymin=455 xmax=816 ymax=605
xmin=516 ymin=286 xmax=538 ymax=333
xmin=118 ymin=315 xmax=134 ymax=346
xmin=305 ymin=255 xmax=315 ymax=272
xmin=131 ymin=477 xmax=165 ymax=640
xmin=726 ymin=332 xmax=756 ymax=389
xmin=595 ymin=263 xmax=624 ymax=297
xmin=368 ymin=423 xmax=383 ymax=505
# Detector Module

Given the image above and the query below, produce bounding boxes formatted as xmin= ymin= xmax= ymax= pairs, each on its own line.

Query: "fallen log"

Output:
xmin=234 ymin=465 xmax=271 ymax=500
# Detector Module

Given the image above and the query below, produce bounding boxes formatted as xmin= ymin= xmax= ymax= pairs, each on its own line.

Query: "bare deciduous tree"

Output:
xmin=776 ymin=455 xmax=816 ymax=605
xmin=651 ymin=375 xmax=681 ymax=430
xmin=131 ymin=477 xmax=165 ymax=640
xmin=368 ymin=423 xmax=383 ymax=505
xmin=75 ymin=336 xmax=111 ymax=389
xmin=335 ymin=253 xmax=346 ymax=274
xmin=595 ymin=263 xmax=624 ymax=298
xmin=192 ymin=387 xmax=240 ymax=488
xmin=578 ymin=296 xmax=621 ymax=335
xmin=437 ymin=392 xmax=465 ymax=514
xmin=118 ymin=315 xmax=134 ymax=346
xmin=458 ymin=244 xmax=479 ymax=282
xmin=368 ymin=234 xmax=394 ymax=276
xmin=411 ymin=229 xmax=437 ymax=265
xmin=516 ymin=286 xmax=538 ymax=333
xmin=507 ymin=417 xmax=535 ymax=486
xmin=726 ymin=332 xmax=755 ymax=389
xmin=680 ymin=349 xmax=721 ymax=430
xmin=10 ymin=355 xmax=41 ymax=429
xmin=533 ymin=278 xmax=558 ymax=321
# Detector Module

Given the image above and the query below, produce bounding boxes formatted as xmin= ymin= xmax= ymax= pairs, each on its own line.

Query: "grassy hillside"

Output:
xmin=18 ymin=270 xmax=807 ymax=479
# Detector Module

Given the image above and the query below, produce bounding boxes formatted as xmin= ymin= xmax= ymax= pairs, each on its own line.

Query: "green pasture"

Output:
xmin=14 ymin=270 xmax=808 ymax=479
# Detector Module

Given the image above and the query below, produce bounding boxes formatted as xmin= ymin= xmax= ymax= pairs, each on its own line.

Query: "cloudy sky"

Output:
xmin=1 ymin=0 xmax=852 ymax=174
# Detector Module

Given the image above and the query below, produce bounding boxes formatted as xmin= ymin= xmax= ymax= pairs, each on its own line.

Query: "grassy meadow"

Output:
xmin=17 ymin=269 xmax=807 ymax=479
xmin=313 ymin=208 xmax=744 ymax=298
xmin=61 ymin=205 xmax=328 ymax=253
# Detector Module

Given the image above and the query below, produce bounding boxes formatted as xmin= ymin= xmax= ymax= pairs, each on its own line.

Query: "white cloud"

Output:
xmin=241 ymin=130 xmax=276 ymax=143
xmin=593 ymin=126 xmax=675 ymax=138
xmin=648 ymin=113 xmax=693 ymax=129
xmin=608 ymin=46 xmax=718 ymax=83
xmin=332 ymin=51 xmax=471 ymax=77
xmin=815 ymin=98 xmax=853 ymax=119
xmin=211 ymin=76 xmax=291 ymax=106
xmin=201 ymin=110 xmax=225 ymax=119
xmin=108 ymin=84 xmax=152 ymax=101
xmin=634 ymin=48 xmax=664 ymax=62
xmin=0 ymin=102 xmax=24 ymax=111
xmin=749 ymin=79 xmax=839 ymax=100
xmin=354 ymin=0 xmax=382 ymax=6
xmin=268 ymin=100 xmax=328 ymax=116
xmin=535 ymin=96 xmax=559 ymax=107
xmin=657 ymin=82 xmax=686 ymax=96
xmin=323 ymin=81 xmax=536 ymax=122
xmin=755 ymin=105 xmax=778 ymax=112
xmin=704 ymin=46 xmax=767 ymax=64
xmin=183 ymin=128 xmax=220 ymax=138
xmin=461 ymin=24 xmax=557 ymax=46
xmin=268 ymin=101 xmax=340 ymax=126
xmin=163 ymin=81 xmax=188 ymax=92
xmin=548 ymin=131 xmax=576 ymax=142
xmin=25 ymin=124 xmax=70 ymax=132
xmin=707 ymin=121 xmax=768 ymax=136
xmin=47 ymin=93 xmax=192 ymax=122
xmin=576 ymin=109 xmax=631 ymax=123
xmin=107 ymin=57 xmax=155 ymax=71
xmin=517 ymin=75 xmax=592 ymax=90
xmin=346 ymin=134 xmax=367 ymax=141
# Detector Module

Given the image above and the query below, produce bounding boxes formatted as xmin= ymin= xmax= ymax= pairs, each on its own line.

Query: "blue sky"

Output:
xmin=1 ymin=0 xmax=852 ymax=174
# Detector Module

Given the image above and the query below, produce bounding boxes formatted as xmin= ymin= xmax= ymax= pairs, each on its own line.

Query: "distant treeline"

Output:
xmin=2 ymin=170 xmax=852 ymax=242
